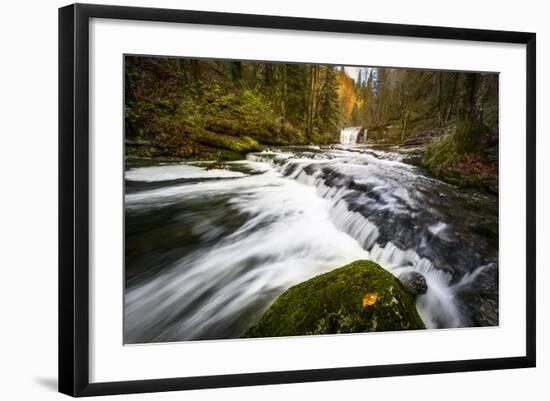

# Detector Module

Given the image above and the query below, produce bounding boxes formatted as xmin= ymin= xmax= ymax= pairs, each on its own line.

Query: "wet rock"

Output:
xmin=242 ymin=260 xmax=425 ymax=338
xmin=454 ymin=263 xmax=499 ymax=326
xmin=398 ymin=271 xmax=428 ymax=297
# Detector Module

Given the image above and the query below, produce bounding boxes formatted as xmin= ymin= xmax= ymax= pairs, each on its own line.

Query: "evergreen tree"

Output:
xmin=317 ymin=66 xmax=341 ymax=133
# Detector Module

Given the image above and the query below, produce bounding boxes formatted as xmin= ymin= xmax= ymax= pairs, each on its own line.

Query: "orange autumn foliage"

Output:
xmin=336 ymin=71 xmax=363 ymax=119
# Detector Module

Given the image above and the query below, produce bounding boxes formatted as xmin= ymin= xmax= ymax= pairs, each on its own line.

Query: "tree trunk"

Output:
xmin=306 ymin=67 xmax=312 ymax=138
xmin=264 ymin=64 xmax=274 ymax=86
xmin=306 ymin=65 xmax=319 ymax=139
xmin=474 ymin=73 xmax=489 ymax=124
xmin=401 ymin=110 xmax=409 ymax=143
xmin=437 ymin=72 xmax=443 ymax=127
xmin=446 ymin=73 xmax=458 ymax=122
xmin=455 ymin=73 xmax=483 ymax=154
xmin=280 ymin=64 xmax=287 ymax=136
xmin=231 ymin=61 xmax=242 ymax=82
xmin=190 ymin=59 xmax=200 ymax=81
xmin=460 ymin=73 xmax=478 ymax=119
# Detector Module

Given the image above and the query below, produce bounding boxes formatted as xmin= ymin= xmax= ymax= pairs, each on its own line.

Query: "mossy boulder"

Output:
xmin=453 ymin=119 xmax=483 ymax=154
xmin=421 ymin=134 xmax=459 ymax=174
xmin=242 ymin=260 xmax=425 ymax=338
xmin=189 ymin=128 xmax=262 ymax=154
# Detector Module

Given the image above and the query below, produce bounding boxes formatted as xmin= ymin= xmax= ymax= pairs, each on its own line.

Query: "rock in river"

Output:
xmin=242 ymin=260 xmax=425 ymax=338
xmin=398 ymin=271 xmax=428 ymax=297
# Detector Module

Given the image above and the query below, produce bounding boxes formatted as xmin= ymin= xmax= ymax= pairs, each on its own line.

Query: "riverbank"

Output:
xmin=358 ymin=118 xmax=498 ymax=193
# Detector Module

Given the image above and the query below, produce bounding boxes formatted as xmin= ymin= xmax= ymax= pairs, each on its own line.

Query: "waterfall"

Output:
xmin=340 ymin=127 xmax=361 ymax=144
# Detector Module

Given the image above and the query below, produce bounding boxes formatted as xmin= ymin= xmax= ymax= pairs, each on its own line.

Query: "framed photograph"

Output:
xmin=58 ymin=3 xmax=536 ymax=397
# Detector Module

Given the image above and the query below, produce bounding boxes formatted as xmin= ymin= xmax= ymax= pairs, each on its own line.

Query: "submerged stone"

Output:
xmin=242 ymin=260 xmax=425 ymax=338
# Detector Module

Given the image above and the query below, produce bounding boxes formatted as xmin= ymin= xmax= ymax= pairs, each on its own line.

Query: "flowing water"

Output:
xmin=124 ymin=134 xmax=498 ymax=343
xmin=340 ymin=126 xmax=362 ymax=144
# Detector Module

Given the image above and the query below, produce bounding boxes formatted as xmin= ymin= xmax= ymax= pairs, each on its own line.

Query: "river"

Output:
xmin=124 ymin=131 xmax=498 ymax=343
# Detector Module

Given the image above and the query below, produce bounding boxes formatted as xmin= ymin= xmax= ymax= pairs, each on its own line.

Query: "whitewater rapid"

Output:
xmin=124 ymin=145 xmax=498 ymax=343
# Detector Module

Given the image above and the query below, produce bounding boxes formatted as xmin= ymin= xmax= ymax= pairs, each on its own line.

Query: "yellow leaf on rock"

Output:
xmin=362 ymin=292 xmax=378 ymax=308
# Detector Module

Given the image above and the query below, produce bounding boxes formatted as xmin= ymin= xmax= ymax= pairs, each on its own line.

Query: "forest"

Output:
xmin=125 ymin=56 xmax=498 ymax=191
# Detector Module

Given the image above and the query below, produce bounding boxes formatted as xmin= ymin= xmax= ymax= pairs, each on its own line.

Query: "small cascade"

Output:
xmin=339 ymin=127 xmax=361 ymax=144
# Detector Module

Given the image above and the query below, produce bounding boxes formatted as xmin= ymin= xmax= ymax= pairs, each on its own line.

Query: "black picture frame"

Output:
xmin=59 ymin=3 xmax=536 ymax=397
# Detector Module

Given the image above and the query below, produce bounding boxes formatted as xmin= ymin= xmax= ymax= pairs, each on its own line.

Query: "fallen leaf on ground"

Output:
xmin=362 ymin=292 xmax=378 ymax=308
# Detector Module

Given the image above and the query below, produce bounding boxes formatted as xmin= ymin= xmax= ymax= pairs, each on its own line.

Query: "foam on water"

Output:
xmin=125 ymin=163 xmax=246 ymax=182
xmin=125 ymin=171 xmax=369 ymax=342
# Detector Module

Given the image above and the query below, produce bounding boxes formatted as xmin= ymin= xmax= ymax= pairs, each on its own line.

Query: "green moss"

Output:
xmin=242 ymin=260 xmax=425 ymax=338
xmin=310 ymin=130 xmax=338 ymax=145
xmin=209 ymin=148 xmax=245 ymax=161
xmin=189 ymin=129 xmax=262 ymax=154
xmin=453 ymin=119 xmax=483 ymax=154
xmin=422 ymin=134 xmax=458 ymax=172
xmin=420 ymin=125 xmax=496 ymax=191
xmin=421 ymin=134 xmax=474 ymax=187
